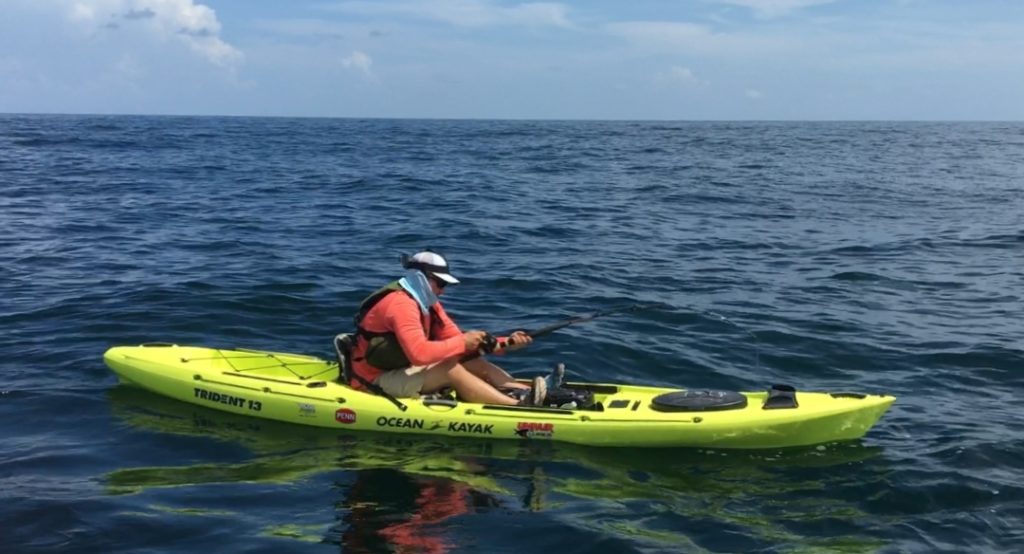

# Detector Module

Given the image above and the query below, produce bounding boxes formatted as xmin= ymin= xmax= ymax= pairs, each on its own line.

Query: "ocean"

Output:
xmin=1 ymin=114 xmax=1022 ymax=552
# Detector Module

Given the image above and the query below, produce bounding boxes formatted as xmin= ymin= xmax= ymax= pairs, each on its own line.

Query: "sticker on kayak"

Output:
xmin=335 ymin=408 xmax=357 ymax=424
xmin=298 ymin=403 xmax=316 ymax=417
xmin=194 ymin=387 xmax=261 ymax=412
xmin=375 ymin=416 xmax=424 ymax=429
xmin=448 ymin=422 xmax=493 ymax=435
xmin=515 ymin=422 xmax=554 ymax=439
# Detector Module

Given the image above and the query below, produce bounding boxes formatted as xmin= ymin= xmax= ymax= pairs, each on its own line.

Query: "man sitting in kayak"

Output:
xmin=349 ymin=250 xmax=546 ymax=406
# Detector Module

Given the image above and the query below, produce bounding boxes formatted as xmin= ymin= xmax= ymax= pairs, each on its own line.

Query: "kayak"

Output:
xmin=103 ymin=344 xmax=894 ymax=449
xmin=105 ymin=385 xmax=888 ymax=503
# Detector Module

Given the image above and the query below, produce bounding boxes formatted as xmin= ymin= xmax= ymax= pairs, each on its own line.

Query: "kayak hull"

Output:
xmin=103 ymin=344 xmax=894 ymax=449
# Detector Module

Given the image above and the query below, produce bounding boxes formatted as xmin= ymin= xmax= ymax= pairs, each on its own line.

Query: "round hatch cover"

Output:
xmin=650 ymin=390 xmax=748 ymax=412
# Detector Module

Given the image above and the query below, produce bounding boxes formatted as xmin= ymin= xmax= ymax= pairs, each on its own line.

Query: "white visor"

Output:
xmin=407 ymin=251 xmax=460 ymax=284
xmin=430 ymin=271 xmax=460 ymax=284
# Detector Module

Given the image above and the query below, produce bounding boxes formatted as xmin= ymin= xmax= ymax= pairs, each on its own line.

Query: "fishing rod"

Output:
xmin=476 ymin=302 xmax=761 ymax=375
xmin=686 ymin=306 xmax=762 ymax=375
xmin=480 ymin=303 xmax=660 ymax=354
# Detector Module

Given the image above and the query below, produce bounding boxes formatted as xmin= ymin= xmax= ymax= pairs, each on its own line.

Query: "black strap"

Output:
xmin=335 ymin=335 xmax=407 ymax=412
xmin=352 ymin=368 xmax=408 ymax=412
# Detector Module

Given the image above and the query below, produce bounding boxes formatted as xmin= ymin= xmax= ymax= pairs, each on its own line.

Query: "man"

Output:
xmin=349 ymin=250 xmax=546 ymax=406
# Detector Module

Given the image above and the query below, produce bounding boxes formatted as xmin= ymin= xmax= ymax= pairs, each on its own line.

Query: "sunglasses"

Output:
xmin=429 ymin=275 xmax=448 ymax=289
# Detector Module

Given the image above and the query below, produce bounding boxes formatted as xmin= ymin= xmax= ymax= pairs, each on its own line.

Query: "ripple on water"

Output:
xmin=2 ymin=116 xmax=1023 ymax=553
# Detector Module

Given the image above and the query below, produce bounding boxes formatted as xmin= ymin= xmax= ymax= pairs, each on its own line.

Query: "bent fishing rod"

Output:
xmin=478 ymin=303 xmax=660 ymax=354
xmin=473 ymin=302 xmax=761 ymax=375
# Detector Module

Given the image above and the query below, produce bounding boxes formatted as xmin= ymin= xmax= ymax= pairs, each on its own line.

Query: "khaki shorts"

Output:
xmin=374 ymin=365 xmax=428 ymax=398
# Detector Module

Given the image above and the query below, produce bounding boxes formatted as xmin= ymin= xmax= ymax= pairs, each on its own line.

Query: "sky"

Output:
xmin=1 ymin=0 xmax=1023 ymax=120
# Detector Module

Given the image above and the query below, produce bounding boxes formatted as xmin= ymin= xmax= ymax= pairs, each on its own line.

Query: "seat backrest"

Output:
xmin=334 ymin=333 xmax=355 ymax=384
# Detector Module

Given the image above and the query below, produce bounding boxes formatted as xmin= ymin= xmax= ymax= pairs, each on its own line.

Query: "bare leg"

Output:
xmin=419 ymin=359 xmax=518 ymax=405
xmin=463 ymin=357 xmax=530 ymax=390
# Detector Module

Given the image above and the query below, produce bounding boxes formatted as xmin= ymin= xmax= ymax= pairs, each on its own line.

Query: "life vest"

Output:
xmin=354 ymin=281 xmax=444 ymax=371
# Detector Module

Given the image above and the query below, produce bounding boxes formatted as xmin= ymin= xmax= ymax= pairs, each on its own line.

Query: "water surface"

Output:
xmin=2 ymin=115 xmax=1022 ymax=552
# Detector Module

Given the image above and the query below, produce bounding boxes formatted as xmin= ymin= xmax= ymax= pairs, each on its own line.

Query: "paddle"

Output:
xmin=473 ymin=303 xmax=659 ymax=356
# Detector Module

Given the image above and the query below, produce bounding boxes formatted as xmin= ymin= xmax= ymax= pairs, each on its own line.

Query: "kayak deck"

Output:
xmin=103 ymin=344 xmax=894 ymax=449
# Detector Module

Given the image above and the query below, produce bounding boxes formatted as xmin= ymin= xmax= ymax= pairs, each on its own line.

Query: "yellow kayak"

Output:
xmin=103 ymin=344 xmax=894 ymax=449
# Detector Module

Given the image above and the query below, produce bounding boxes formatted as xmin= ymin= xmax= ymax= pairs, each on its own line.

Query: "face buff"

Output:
xmin=398 ymin=269 xmax=439 ymax=314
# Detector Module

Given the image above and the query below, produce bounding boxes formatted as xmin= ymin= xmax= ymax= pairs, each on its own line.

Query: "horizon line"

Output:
xmin=2 ymin=111 xmax=1022 ymax=124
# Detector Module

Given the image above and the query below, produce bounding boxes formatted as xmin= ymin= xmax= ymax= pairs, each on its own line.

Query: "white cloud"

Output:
xmin=64 ymin=0 xmax=243 ymax=66
xmin=708 ymin=0 xmax=836 ymax=17
xmin=656 ymin=65 xmax=705 ymax=87
xmin=252 ymin=18 xmax=349 ymax=38
xmin=611 ymin=21 xmax=712 ymax=45
xmin=342 ymin=50 xmax=373 ymax=74
xmin=323 ymin=0 xmax=571 ymax=28
xmin=668 ymin=66 xmax=695 ymax=81
xmin=114 ymin=53 xmax=143 ymax=78
xmin=607 ymin=21 xmax=791 ymax=57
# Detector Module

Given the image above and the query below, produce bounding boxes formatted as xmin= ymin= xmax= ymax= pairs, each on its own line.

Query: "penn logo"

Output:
xmin=335 ymin=408 xmax=357 ymax=424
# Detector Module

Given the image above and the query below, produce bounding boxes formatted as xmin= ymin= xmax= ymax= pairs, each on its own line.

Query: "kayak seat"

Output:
xmin=333 ymin=333 xmax=355 ymax=384
xmin=650 ymin=390 xmax=748 ymax=412
xmin=334 ymin=333 xmax=409 ymax=411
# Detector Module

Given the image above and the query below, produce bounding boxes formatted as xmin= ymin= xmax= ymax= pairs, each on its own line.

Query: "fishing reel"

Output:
xmin=479 ymin=332 xmax=526 ymax=354
xmin=480 ymin=333 xmax=499 ymax=354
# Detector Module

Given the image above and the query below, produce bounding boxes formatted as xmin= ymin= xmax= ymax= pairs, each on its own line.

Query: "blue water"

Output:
xmin=2 ymin=115 xmax=1023 ymax=553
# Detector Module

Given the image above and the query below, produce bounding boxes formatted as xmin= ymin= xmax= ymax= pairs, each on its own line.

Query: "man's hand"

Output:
xmin=462 ymin=330 xmax=490 ymax=352
xmin=504 ymin=331 xmax=533 ymax=351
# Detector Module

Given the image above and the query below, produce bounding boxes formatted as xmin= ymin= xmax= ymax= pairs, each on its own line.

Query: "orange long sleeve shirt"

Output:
xmin=350 ymin=291 xmax=467 ymax=387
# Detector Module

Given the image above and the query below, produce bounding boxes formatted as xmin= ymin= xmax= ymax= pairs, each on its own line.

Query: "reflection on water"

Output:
xmin=106 ymin=386 xmax=891 ymax=552
xmin=327 ymin=470 xmax=488 ymax=554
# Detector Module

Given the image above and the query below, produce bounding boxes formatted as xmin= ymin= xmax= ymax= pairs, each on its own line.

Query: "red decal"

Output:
xmin=335 ymin=408 xmax=357 ymax=424
xmin=515 ymin=421 xmax=554 ymax=438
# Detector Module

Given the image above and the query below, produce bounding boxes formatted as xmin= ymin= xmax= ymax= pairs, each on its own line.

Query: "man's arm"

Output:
xmin=387 ymin=296 xmax=466 ymax=366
